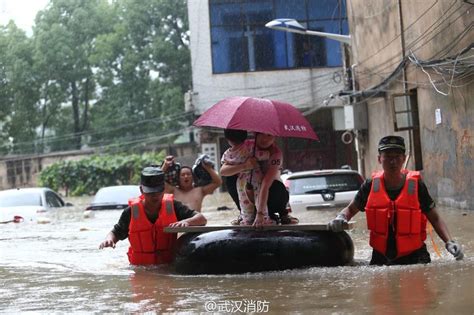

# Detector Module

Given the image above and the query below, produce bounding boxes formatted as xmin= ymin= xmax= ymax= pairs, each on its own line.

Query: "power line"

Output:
xmin=347 ymin=11 xmax=471 ymax=102
xmin=350 ymin=0 xmax=463 ymax=77
xmin=1 ymin=110 xmax=194 ymax=149
xmin=350 ymin=0 xmax=442 ymax=67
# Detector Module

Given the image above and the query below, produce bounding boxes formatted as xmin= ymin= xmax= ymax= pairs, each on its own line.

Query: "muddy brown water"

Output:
xmin=1 ymin=193 xmax=473 ymax=314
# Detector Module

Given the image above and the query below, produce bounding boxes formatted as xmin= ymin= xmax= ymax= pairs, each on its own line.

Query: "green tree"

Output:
xmin=33 ymin=0 xmax=112 ymax=151
xmin=0 ymin=22 xmax=39 ymax=154
xmin=1 ymin=0 xmax=192 ymax=155
xmin=90 ymin=0 xmax=191 ymax=149
xmin=39 ymin=152 xmax=165 ymax=196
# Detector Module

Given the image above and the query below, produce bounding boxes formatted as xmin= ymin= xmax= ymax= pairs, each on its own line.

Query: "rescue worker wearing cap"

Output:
xmin=328 ymin=135 xmax=464 ymax=265
xmin=99 ymin=166 xmax=207 ymax=265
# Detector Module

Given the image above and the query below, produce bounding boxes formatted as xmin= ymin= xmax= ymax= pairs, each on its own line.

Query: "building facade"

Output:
xmin=187 ymin=0 xmax=356 ymax=172
xmin=346 ymin=0 xmax=473 ymax=208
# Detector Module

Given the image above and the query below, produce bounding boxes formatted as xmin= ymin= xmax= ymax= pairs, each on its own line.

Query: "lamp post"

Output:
xmin=266 ymin=18 xmax=365 ymax=176
xmin=265 ymin=18 xmax=351 ymax=45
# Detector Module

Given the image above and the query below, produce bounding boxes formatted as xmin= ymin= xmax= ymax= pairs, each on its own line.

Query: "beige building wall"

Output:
xmin=0 ymin=150 xmax=95 ymax=190
xmin=348 ymin=0 xmax=473 ymax=208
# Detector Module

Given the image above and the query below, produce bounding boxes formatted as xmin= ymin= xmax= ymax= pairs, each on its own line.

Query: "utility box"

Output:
xmin=184 ymin=90 xmax=195 ymax=112
xmin=333 ymin=103 xmax=368 ymax=131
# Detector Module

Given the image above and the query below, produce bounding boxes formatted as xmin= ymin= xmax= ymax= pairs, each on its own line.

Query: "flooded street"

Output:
xmin=1 ymin=192 xmax=473 ymax=314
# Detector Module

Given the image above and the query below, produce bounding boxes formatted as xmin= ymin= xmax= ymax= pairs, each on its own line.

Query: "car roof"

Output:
xmin=0 ymin=187 xmax=52 ymax=195
xmin=96 ymin=185 xmax=139 ymax=192
xmin=286 ymin=169 xmax=361 ymax=179
xmin=92 ymin=185 xmax=140 ymax=204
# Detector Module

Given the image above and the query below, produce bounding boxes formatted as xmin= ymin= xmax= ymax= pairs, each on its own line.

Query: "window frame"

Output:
xmin=208 ymin=0 xmax=348 ymax=74
xmin=391 ymin=92 xmax=417 ymax=131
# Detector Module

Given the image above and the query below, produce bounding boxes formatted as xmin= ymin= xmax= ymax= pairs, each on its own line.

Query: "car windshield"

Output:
xmin=92 ymin=186 xmax=140 ymax=204
xmin=0 ymin=191 xmax=42 ymax=207
xmin=289 ymin=174 xmax=362 ymax=195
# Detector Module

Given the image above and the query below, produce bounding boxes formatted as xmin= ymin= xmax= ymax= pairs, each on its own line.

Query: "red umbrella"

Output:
xmin=193 ymin=96 xmax=318 ymax=140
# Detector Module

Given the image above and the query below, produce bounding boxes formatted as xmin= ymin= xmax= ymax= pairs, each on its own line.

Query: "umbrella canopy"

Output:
xmin=193 ymin=96 xmax=318 ymax=140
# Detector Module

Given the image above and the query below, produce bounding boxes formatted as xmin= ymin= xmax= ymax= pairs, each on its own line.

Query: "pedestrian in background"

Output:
xmin=162 ymin=155 xmax=222 ymax=212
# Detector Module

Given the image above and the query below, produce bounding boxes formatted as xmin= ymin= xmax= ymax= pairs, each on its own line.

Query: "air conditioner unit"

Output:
xmin=332 ymin=103 xmax=368 ymax=131
xmin=184 ymin=90 xmax=194 ymax=113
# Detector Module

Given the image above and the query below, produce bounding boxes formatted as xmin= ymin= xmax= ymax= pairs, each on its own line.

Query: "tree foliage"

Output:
xmin=38 ymin=151 xmax=165 ymax=196
xmin=0 ymin=0 xmax=191 ymax=155
xmin=0 ymin=23 xmax=39 ymax=154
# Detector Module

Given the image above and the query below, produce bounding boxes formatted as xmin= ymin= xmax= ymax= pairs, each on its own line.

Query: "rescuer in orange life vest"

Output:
xmin=328 ymin=135 xmax=464 ymax=265
xmin=99 ymin=166 xmax=207 ymax=265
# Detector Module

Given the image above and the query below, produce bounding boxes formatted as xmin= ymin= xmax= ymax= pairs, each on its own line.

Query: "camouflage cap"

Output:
xmin=378 ymin=135 xmax=406 ymax=153
xmin=140 ymin=166 xmax=165 ymax=193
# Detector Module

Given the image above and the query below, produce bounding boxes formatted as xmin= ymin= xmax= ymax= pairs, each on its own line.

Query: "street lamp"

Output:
xmin=266 ymin=18 xmax=365 ymax=175
xmin=265 ymin=18 xmax=351 ymax=45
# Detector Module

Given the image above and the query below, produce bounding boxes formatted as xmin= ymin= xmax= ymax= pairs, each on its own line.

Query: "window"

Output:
xmin=289 ymin=173 xmax=362 ymax=195
xmin=46 ymin=191 xmax=64 ymax=207
xmin=391 ymin=93 xmax=416 ymax=131
xmin=209 ymin=0 xmax=348 ymax=73
xmin=391 ymin=90 xmax=423 ymax=170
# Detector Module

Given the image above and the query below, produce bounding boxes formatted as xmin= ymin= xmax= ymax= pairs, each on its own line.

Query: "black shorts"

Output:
xmin=370 ymin=244 xmax=431 ymax=266
xmin=225 ymin=175 xmax=289 ymax=216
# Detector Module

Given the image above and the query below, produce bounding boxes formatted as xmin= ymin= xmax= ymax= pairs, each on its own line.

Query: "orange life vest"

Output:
xmin=365 ymin=170 xmax=427 ymax=258
xmin=127 ymin=194 xmax=177 ymax=265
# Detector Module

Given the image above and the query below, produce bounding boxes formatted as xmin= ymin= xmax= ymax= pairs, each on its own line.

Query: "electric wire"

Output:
xmin=350 ymin=1 xmax=468 ymax=81
xmin=1 ymin=111 xmax=195 ymax=154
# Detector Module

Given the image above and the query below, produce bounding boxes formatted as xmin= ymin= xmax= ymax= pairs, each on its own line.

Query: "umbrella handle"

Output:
xmin=246 ymin=134 xmax=259 ymax=188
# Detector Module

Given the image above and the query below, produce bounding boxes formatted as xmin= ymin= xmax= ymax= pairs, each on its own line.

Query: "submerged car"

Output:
xmin=85 ymin=185 xmax=140 ymax=211
xmin=284 ymin=169 xmax=364 ymax=212
xmin=0 ymin=187 xmax=72 ymax=223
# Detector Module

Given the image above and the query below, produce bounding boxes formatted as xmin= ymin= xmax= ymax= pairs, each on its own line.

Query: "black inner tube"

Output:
xmin=173 ymin=230 xmax=354 ymax=275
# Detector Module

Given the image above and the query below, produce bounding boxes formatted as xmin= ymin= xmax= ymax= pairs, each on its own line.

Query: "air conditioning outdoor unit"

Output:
xmin=332 ymin=103 xmax=368 ymax=131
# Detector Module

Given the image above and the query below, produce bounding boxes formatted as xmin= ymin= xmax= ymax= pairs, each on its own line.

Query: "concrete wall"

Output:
xmin=0 ymin=150 xmax=95 ymax=190
xmin=0 ymin=143 xmax=200 ymax=190
xmin=348 ymin=0 xmax=473 ymax=208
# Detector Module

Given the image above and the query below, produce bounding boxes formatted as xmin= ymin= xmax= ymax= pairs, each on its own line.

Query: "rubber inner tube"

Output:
xmin=173 ymin=229 xmax=354 ymax=275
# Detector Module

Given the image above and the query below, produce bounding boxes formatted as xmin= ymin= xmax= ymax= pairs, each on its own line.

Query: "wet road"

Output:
xmin=1 ymin=193 xmax=473 ymax=314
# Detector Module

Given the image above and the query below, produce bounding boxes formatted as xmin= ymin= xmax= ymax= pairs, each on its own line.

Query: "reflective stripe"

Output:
xmin=132 ymin=204 xmax=140 ymax=219
xmin=373 ymin=178 xmax=380 ymax=192
xmin=165 ymin=199 xmax=173 ymax=215
xmin=407 ymin=179 xmax=416 ymax=195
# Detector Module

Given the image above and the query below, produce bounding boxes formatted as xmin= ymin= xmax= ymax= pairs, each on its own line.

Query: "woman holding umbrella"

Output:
xmin=221 ymin=129 xmax=299 ymax=226
xmin=220 ymin=129 xmax=275 ymax=226
xmin=194 ymin=96 xmax=319 ymax=226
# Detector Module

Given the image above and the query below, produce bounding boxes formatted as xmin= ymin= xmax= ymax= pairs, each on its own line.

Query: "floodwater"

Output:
xmin=1 ymin=192 xmax=473 ymax=314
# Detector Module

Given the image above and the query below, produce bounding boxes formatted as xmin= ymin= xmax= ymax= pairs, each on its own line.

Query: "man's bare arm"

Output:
xmin=201 ymin=163 xmax=223 ymax=195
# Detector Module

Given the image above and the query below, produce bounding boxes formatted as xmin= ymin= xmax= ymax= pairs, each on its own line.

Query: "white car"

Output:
xmin=85 ymin=185 xmax=140 ymax=211
xmin=0 ymin=187 xmax=72 ymax=223
xmin=283 ymin=169 xmax=364 ymax=212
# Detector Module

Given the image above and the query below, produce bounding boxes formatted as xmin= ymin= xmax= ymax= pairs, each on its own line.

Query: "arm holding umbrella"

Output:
xmin=220 ymin=157 xmax=258 ymax=176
